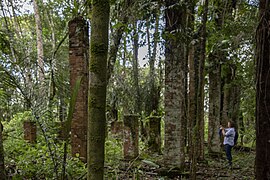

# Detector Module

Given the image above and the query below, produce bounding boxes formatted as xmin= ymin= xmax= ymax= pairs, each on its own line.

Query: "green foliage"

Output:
xmin=2 ymin=111 xmax=86 ymax=179
xmin=3 ymin=111 xmax=31 ymax=137
xmin=105 ymin=134 xmax=123 ymax=164
xmin=65 ymin=76 xmax=82 ymax=139
xmin=0 ymin=31 xmax=10 ymax=55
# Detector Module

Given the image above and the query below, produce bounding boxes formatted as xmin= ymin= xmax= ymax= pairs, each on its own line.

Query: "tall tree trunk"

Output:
xmin=208 ymin=52 xmax=222 ymax=154
xmin=87 ymin=0 xmax=110 ymax=179
xmin=46 ymin=7 xmax=57 ymax=102
xmin=132 ymin=21 xmax=141 ymax=114
xmin=221 ymin=0 xmax=237 ymax=123
xmin=230 ymin=83 xmax=240 ymax=122
xmin=59 ymin=96 xmax=66 ymax=122
xmin=221 ymin=65 xmax=232 ymax=122
xmin=238 ymin=111 xmax=244 ymax=146
xmin=207 ymin=1 xmax=225 ymax=154
xmin=197 ymin=0 xmax=208 ymax=161
xmin=33 ymin=0 xmax=45 ymax=82
xmin=0 ymin=122 xmax=5 ymax=179
xmin=123 ymin=33 xmax=127 ymax=73
xmin=187 ymin=1 xmax=195 ymax=159
xmin=256 ymin=0 xmax=270 ymax=178
xmin=190 ymin=0 xmax=208 ymax=178
xmin=69 ymin=17 xmax=89 ymax=162
xmin=9 ymin=0 xmax=22 ymax=38
xmin=227 ymin=75 xmax=241 ymax=138
xmin=146 ymin=8 xmax=160 ymax=117
xmin=163 ymin=0 xmax=186 ymax=169
xmin=188 ymin=43 xmax=196 ymax=159
xmin=106 ymin=0 xmax=130 ymax=82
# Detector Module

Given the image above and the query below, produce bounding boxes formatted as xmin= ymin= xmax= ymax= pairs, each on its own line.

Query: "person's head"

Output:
xmin=227 ymin=120 xmax=235 ymax=128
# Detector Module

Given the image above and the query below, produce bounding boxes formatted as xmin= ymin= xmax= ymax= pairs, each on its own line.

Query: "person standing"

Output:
xmin=220 ymin=121 xmax=236 ymax=168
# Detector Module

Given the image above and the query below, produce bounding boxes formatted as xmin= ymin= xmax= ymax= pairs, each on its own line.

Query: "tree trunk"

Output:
xmin=87 ymin=0 xmax=110 ymax=179
xmin=207 ymin=1 xmax=226 ymax=154
xmin=69 ymin=17 xmax=89 ymax=162
xmin=256 ymin=0 xmax=270 ymax=178
xmin=163 ymin=0 xmax=186 ymax=169
xmin=33 ymin=0 xmax=45 ymax=82
xmin=188 ymin=43 xmax=197 ymax=160
xmin=197 ymin=0 xmax=208 ymax=161
xmin=146 ymin=8 xmax=160 ymax=117
xmin=59 ymin=96 xmax=66 ymax=122
xmin=106 ymin=0 xmax=130 ymax=82
xmin=238 ymin=111 xmax=244 ymax=146
xmin=46 ymin=7 xmax=57 ymax=104
xmin=230 ymin=83 xmax=240 ymax=123
xmin=208 ymin=52 xmax=222 ymax=154
xmin=0 ymin=122 xmax=5 ymax=179
xmin=221 ymin=62 xmax=238 ymax=125
xmin=186 ymin=1 xmax=195 ymax=159
xmin=221 ymin=67 xmax=232 ymax=122
xmin=132 ymin=21 xmax=141 ymax=114
xmin=190 ymin=0 xmax=208 ymax=178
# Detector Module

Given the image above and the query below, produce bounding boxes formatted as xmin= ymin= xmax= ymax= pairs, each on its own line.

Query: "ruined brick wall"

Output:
xmin=69 ymin=17 xmax=89 ymax=162
xmin=148 ymin=117 xmax=161 ymax=154
xmin=123 ymin=115 xmax=139 ymax=160
xmin=23 ymin=121 xmax=37 ymax=143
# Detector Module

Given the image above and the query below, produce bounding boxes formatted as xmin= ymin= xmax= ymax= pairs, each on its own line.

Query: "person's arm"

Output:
xmin=220 ymin=125 xmax=226 ymax=136
xmin=222 ymin=127 xmax=226 ymax=136
xmin=224 ymin=128 xmax=234 ymax=137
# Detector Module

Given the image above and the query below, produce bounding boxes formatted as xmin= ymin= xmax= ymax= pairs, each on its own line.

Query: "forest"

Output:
xmin=0 ymin=0 xmax=269 ymax=179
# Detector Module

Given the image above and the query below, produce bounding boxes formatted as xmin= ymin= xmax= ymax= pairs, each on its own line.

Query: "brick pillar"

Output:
xmin=23 ymin=121 xmax=37 ymax=143
xmin=123 ymin=115 xmax=139 ymax=160
xmin=69 ymin=17 xmax=89 ymax=162
xmin=111 ymin=121 xmax=123 ymax=135
xmin=148 ymin=117 xmax=161 ymax=154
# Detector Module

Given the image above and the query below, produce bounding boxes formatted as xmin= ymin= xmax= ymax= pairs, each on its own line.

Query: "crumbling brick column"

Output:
xmin=69 ymin=16 xmax=89 ymax=162
xmin=148 ymin=116 xmax=161 ymax=154
xmin=123 ymin=115 xmax=139 ymax=159
xmin=23 ymin=121 xmax=37 ymax=143
xmin=111 ymin=121 xmax=123 ymax=135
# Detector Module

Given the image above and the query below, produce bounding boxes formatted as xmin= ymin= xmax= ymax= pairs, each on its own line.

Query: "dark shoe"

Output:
xmin=224 ymin=163 xmax=232 ymax=170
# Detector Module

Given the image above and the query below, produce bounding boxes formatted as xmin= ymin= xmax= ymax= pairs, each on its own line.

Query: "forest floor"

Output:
xmin=105 ymin=147 xmax=255 ymax=180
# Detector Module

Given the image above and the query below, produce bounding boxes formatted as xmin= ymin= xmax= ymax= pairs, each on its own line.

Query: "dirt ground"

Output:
xmin=106 ymin=148 xmax=255 ymax=180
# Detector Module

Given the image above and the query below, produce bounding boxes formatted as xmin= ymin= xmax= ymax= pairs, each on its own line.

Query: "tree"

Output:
xmin=132 ymin=20 xmax=141 ymax=114
xmin=107 ymin=0 xmax=131 ymax=83
xmin=184 ymin=0 xmax=209 ymax=178
xmin=145 ymin=4 xmax=161 ymax=117
xmin=163 ymin=0 xmax=186 ymax=169
xmin=256 ymin=0 xmax=270 ymax=178
xmin=0 ymin=121 xmax=5 ymax=179
xmin=87 ymin=0 xmax=110 ymax=179
xmin=33 ymin=0 xmax=45 ymax=82
xmin=207 ymin=0 xmax=225 ymax=154
xmin=189 ymin=0 xmax=209 ymax=178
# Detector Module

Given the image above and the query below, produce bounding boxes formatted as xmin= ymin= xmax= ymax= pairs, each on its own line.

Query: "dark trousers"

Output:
xmin=224 ymin=144 xmax=233 ymax=165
